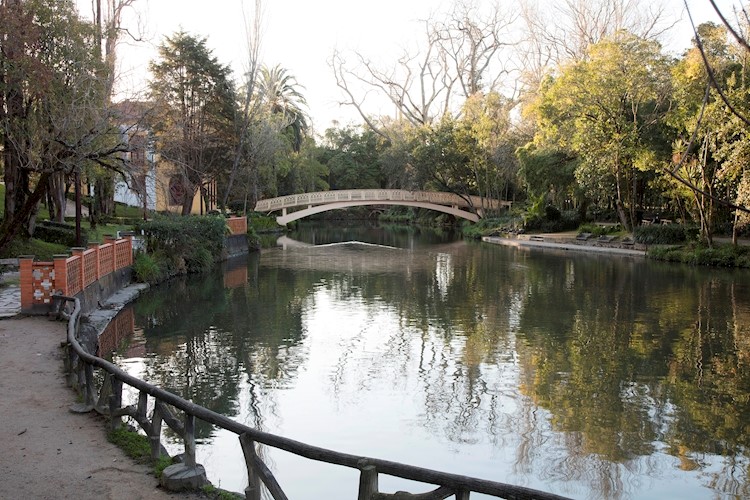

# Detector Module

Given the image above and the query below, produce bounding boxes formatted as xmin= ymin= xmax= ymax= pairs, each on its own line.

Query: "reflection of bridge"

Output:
xmin=254 ymin=189 xmax=512 ymax=225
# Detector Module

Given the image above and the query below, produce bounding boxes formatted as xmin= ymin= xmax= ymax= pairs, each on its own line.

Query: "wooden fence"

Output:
xmin=20 ymin=235 xmax=133 ymax=313
xmin=58 ymin=295 xmax=570 ymax=500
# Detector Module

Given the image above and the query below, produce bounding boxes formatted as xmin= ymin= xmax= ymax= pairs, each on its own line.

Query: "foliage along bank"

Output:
xmin=131 ymin=215 xmax=233 ymax=284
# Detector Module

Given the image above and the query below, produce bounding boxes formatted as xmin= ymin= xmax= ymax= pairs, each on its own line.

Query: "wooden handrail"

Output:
xmin=61 ymin=296 xmax=569 ymax=500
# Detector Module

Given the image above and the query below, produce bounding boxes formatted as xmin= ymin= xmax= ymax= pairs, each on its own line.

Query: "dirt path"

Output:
xmin=0 ymin=315 xmax=202 ymax=500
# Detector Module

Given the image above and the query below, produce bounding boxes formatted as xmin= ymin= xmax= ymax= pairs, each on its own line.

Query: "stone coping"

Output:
xmin=482 ymin=236 xmax=647 ymax=257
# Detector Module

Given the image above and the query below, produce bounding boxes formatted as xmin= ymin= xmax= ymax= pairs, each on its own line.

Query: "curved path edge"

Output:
xmin=0 ymin=282 xmax=207 ymax=499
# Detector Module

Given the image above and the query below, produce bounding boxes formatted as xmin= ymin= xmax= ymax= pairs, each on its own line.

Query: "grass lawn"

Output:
xmin=0 ymin=184 xmax=144 ymax=259
xmin=0 ymin=237 xmax=68 ymax=261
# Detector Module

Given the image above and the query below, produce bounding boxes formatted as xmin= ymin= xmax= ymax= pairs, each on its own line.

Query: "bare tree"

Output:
xmin=222 ymin=0 xmax=264 ymax=210
xmin=331 ymin=1 xmax=517 ymax=140
xmin=331 ymin=28 xmax=454 ymax=139
xmin=42 ymin=0 xmax=144 ymax=225
xmin=518 ymin=0 xmax=677 ymax=95
xmin=433 ymin=0 xmax=519 ymax=98
xmin=91 ymin=0 xmax=145 ymax=223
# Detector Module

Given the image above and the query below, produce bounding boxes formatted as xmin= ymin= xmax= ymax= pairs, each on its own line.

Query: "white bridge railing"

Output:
xmin=254 ymin=189 xmax=511 ymax=213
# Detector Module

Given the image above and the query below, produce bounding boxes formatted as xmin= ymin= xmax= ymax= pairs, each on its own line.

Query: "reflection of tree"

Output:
xmin=514 ymin=252 xmax=750 ymax=497
xmin=128 ymin=255 xmax=312 ymax=439
xmin=664 ymin=279 xmax=750 ymax=497
xmin=131 ymin=271 xmax=238 ymax=439
xmin=117 ymin=225 xmax=750 ymax=498
xmin=304 ymin=238 xmax=525 ymax=448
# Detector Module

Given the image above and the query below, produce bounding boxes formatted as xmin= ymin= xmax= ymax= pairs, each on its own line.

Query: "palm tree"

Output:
xmin=257 ymin=65 xmax=309 ymax=151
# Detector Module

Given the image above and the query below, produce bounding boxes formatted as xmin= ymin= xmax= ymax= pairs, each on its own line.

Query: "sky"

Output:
xmin=77 ymin=0 xmax=732 ymax=132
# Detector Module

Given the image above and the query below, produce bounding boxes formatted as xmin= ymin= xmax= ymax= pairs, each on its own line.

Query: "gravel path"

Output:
xmin=0 ymin=315 xmax=203 ymax=500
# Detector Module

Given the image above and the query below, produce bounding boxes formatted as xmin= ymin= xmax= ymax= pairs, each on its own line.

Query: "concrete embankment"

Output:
xmin=482 ymin=235 xmax=647 ymax=257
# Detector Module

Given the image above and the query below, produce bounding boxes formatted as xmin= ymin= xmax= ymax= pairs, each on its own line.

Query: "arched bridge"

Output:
xmin=254 ymin=189 xmax=511 ymax=225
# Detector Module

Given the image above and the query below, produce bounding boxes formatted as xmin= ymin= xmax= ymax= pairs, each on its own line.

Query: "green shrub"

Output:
xmin=378 ymin=207 xmax=415 ymax=224
xmin=544 ymin=204 xmax=561 ymax=221
xmin=648 ymin=242 xmax=750 ymax=268
xmin=34 ymin=221 xmax=88 ymax=247
xmin=248 ymin=211 xmax=283 ymax=232
xmin=461 ymin=216 xmax=519 ymax=239
xmin=186 ymin=247 xmax=214 ymax=273
xmin=523 ymin=209 xmax=579 ymax=234
xmin=132 ymin=253 xmax=161 ymax=283
xmin=247 ymin=226 xmax=261 ymax=250
xmin=634 ymin=224 xmax=692 ymax=245
xmin=137 ymin=216 xmax=227 ymax=260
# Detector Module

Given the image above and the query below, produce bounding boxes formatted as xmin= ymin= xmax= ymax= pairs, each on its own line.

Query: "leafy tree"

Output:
xmin=410 ymin=117 xmax=479 ymax=201
xmin=516 ymin=144 xmax=579 ymax=207
xmin=320 ymin=126 xmax=384 ymax=190
xmin=257 ymin=65 xmax=308 ymax=152
xmin=376 ymin=119 xmax=421 ymax=190
xmin=677 ymin=4 xmax=750 ymax=243
xmin=668 ymin=22 xmax=741 ymax=245
xmin=529 ymin=31 xmax=674 ymax=230
xmin=457 ymin=91 xmax=522 ymax=211
xmin=275 ymin=137 xmax=328 ymax=195
xmin=0 ymin=0 xmax=127 ymax=253
xmin=148 ymin=30 xmax=236 ymax=215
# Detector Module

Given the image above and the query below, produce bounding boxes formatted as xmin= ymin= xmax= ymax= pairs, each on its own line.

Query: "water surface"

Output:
xmin=112 ymin=224 xmax=750 ymax=499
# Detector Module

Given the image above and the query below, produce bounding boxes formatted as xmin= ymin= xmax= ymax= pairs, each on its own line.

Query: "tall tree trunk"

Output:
xmin=181 ymin=182 xmax=196 ymax=215
xmin=2 ymin=0 xmax=25 ymax=225
xmin=49 ymin=171 xmax=67 ymax=222
xmin=0 ymin=172 xmax=51 ymax=254
xmin=614 ymin=160 xmax=631 ymax=232
xmin=95 ymin=173 xmax=115 ymax=218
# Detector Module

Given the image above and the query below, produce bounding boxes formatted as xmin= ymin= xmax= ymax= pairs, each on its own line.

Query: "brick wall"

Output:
xmin=20 ymin=235 xmax=133 ymax=313
xmin=226 ymin=216 xmax=247 ymax=236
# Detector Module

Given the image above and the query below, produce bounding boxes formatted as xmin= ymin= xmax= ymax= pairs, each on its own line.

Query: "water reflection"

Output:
xmin=111 ymin=225 xmax=750 ymax=499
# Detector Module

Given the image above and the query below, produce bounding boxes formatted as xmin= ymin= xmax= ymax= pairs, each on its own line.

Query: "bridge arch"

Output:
xmin=254 ymin=189 xmax=510 ymax=226
xmin=276 ymin=200 xmax=479 ymax=225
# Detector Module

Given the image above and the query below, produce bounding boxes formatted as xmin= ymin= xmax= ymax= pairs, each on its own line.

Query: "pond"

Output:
xmin=110 ymin=223 xmax=750 ymax=499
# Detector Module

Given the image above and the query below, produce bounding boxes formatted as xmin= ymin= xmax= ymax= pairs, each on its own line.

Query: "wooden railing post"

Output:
xmin=239 ymin=432 xmax=288 ymax=499
xmin=240 ymin=434 xmax=262 ymax=500
xmin=184 ymin=413 xmax=196 ymax=467
xmin=96 ymin=372 xmax=112 ymax=414
xmin=149 ymin=404 xmax=164 ymax=461
xmin=358 ymin=464 xmax=379 ymax=500
xmin=84 ymin=362 xmax=95 ymax=407
xmin=109 ymin=376 xmax=123 ymax=430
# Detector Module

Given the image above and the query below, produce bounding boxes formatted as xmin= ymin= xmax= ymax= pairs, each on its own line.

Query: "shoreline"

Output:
xmin=481 ymin=235 xmax=648 ymax=257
